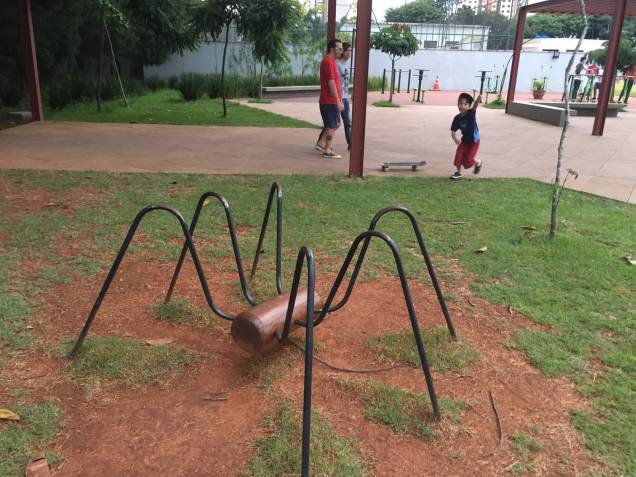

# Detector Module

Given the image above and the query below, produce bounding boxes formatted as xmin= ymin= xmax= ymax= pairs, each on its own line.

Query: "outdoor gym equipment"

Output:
xmin=69 ymin=182 xmax=456 ymax=477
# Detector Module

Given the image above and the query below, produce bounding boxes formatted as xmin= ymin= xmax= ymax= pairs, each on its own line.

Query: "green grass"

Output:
xmin=367 ymin=326 xmax=480 ymax=371
xmin=372 ymin=100 xmax=400 ymax=108
xmin=0 ymin=170 xmax=634 ymax=474
xmin=484 ymin=97 xmax=506 ymax=109
xmin=46 ymin=90 xmax=317 ymax=128
xmin=244 ymin=352 xmax=295 ymax=391
xmin=241 ymin=401 xmax=368 ymax=477
xmin=507 ymin=433 xmax=544 ymax=475
xmin=153 ymin=297 xmax=219 ymax=329
xmin=63 ymin=336 xmax=196 ymax=388
xmin=0 ymin=398 xmax=64 ymax=477
xmin=337 ymin=379 xmax=468 ymax=439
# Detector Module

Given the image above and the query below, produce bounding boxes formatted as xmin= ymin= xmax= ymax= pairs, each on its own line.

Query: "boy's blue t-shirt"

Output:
xmin=451 ymin=109 xmax=480 ymax=144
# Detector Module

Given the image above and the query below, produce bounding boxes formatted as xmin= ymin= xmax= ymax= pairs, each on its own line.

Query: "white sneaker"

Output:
xmin=322 ymin=151 xmax=342 ymax=159
xmin=315 ymin=144 xmax=326 ymax=153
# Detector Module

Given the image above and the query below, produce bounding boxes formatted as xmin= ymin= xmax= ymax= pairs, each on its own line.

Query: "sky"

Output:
xmin=372 ymin=0 xmax=408 ymax=22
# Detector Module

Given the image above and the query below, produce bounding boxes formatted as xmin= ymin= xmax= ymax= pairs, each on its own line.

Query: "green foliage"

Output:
xmin=0 ymin=398 xmax=64 ymax=477
xmin=484 ymin=97 xmax=506 ymax=109
xmin=64 ymin=336 xmax=196 ymax=387
xmin=588 ymin=38 xmax=636 ymax=69
xmin=153 ymin=297 xmax=219 ymax=329
xmin=337 ymin=379 xmax=468 ymax=439
xmin=0 ymin=0 xmax=198 ymax=107
xmin=371 ymin=24 xmax=419 ymax=61
xmin=384 ymin=0 xmax=444 ymax=23
xmin=144 ymin=76 xmax=167 ymax=92
xmin=507 ymin=433 xmax=544 ymax=475
xmin=367 ymin=327 xmax=479 ymax=372
xmin=242 ymin=401 xmax=368 ymax=477
xmin=207 ymin=73 xmax=259 ymax=99
xmin=47 ymin=89 xmax=316 ymax=128
xmin=525 ymin=14 xmax=636 ymax=41
xmin=367 ymin=76 xmax=387 ymax=91
xmin=240 ymin=0 xmax=302 ymax=68
xmin=0 ymin=170 xmax=634 ymax=473
xmin=244 ymin=352 xmax=294 ymax=391
xmin=177 ymin=73 xmax=207 ymax=101
xmin=531 ymin=78 xmax=546 ymax=92
xmin=373 ymin=100 xmax=400 ymax=108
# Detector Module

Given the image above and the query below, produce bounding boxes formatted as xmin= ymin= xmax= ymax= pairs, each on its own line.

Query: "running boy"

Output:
xmin=450 ymin=92 xmax=482 ymax=180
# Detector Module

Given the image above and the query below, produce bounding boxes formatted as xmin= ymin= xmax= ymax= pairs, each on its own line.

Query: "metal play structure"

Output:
xmin=69 ymin=182 xmax=456 ymax=477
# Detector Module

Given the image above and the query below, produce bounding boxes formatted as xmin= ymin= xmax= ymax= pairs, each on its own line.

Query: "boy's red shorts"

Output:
xmin=454 ymin=140 xmax=480 ymax=169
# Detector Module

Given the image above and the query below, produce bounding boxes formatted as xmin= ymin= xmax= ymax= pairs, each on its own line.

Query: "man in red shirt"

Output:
xmin=315 ymin=39 xmax=344 ymax=159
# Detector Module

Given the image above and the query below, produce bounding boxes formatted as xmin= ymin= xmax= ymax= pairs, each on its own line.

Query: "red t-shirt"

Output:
xmin=319 ymin=55 xmax=341 ymax=105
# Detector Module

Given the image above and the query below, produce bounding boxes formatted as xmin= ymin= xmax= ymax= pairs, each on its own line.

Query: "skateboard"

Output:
xmin=380 ymin=161 xmax=427 ymax=172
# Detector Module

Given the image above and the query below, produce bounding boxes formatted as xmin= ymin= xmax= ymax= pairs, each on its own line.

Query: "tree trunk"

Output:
xmin=550 ymin=0 xmax=587 ymax=239
xmin=258 ymin=63 xmax=263 ymax=99
xmin=221 ymin=21 xmax=230 ymax=117
xmin=389 ymin=58 xmax=395 ymax=103
xmin=96 ymin=0 xmax=106 ymax=112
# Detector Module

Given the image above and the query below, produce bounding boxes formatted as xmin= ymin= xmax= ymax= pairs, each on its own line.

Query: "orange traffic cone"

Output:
xmin=432 ymin=76 xmax=440 ymax=91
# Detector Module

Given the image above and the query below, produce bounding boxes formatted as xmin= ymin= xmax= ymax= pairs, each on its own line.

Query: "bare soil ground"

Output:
xmin=1 ymin=253 xmax=598 ymax=476
xmin=0 ymin=180 xmax=599 ymax=476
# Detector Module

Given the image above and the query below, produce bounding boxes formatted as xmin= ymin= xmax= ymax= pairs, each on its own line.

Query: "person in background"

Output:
xmin=315 ymin=38 xmax=344 ymax=159
xmin=571 ymin=57 xmax=587 ymax=101
xmin=618 ymin=65 xmax=634 ymax=104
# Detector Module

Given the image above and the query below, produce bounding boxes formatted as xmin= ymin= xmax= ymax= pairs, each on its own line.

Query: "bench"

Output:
xmin=507 ymin=101 xmax=577 ymax=127
xmin=261 ymin=85 xmax=320 ymax=98
xmin=535 ymin=101 xmax=623 ymax=117
xmin=261 ymin=85 xmax=353 ymax=98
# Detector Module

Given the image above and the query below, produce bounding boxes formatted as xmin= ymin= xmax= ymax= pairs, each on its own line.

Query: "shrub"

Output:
xmin=207 ymin=74 xmax=258 ymax=99
xmin=47 ymin=80 xmax=74 ymax=110
xmin=145 ymin=76 xmax=166 ymax=92
xmin=167 ymin=75 xmax=179 ymax=89
xmin=177 ymin=73 xmax=206 ymax=101
xmin=368 ymin=76 xmax=387 ymax=91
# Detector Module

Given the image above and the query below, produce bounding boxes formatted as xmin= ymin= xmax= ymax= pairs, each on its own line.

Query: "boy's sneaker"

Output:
xmin=322 ymin=151 xmax=342 ymax=159
xmin=315 ymin=143 xmax=326 ymax=153
xmin=474 ymin=162 xmax=482 ymax=174
xmin=450 ymin=171 xmax=462 ymax=180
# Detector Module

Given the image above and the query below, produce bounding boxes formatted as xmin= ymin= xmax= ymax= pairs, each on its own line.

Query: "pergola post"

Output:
xmin=327 ymin=0 xmax=337 ymax=41
xmin=505 ymin=6 xmax=527 ymax=113
xmin=592 ymin=0 xmax=627 ymax=136
xmin=349 ymin=0 xmax=372 ymax=178
xmin=18 ymin=0 xmax=43 ymax=121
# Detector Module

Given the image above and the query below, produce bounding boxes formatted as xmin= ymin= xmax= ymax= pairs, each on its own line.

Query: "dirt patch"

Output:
xmin=1 ymin=255 xmax=599 ymax=476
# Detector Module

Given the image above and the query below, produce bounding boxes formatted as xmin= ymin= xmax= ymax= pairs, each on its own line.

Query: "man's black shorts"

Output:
xmin=319 ymin=103 xmax=341 ymax=129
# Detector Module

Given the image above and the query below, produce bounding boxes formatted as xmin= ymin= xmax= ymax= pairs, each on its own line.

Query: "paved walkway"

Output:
xmin=1 ymin=92 xmax=634 ymax=203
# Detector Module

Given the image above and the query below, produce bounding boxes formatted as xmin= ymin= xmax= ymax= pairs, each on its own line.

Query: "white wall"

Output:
xmin=144 ymin=42 xmax=573 ymax=93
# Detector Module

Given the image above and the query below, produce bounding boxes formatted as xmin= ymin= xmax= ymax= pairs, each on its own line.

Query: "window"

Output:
xmin=424 ymin=40 xmax=438 ymax=49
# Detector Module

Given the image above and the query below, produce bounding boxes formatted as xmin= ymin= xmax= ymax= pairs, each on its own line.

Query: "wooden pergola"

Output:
xmin=505 ymin=0 xmax=635 ymax=136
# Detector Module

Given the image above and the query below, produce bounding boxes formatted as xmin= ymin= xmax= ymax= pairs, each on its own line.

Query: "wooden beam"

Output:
xmin=18 ymin=0 xmax=43 ymax=121
xmin=349 ymin=0 xmax=372 ymax=178
xmin=592 ymin=0 xmax=627 ymax=136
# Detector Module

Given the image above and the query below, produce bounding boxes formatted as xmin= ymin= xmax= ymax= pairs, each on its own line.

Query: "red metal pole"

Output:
xmin=349 ymin=0 xmax=372 ymax=178
xmin=505 ymin=6 xmax=526 ymax=113
xmin=327 ymin=0 xmax=337 ymax=41
xmin=18 ymin=0 xmax=43 ymax=121
xmin=592 ymin=0 xmax=626 ymax=136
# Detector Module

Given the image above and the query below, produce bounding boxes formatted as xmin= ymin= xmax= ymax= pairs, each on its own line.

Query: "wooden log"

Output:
xmin=231 ymin=288 xmax=321 ymax=354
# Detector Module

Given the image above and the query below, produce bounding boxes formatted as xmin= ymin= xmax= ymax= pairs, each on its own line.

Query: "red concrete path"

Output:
xmin=0 ymin=94 xmax=634 ymax=203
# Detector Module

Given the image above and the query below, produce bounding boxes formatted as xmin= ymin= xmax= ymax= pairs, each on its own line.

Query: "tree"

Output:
xmin=193 ymin=0 xmax=299 ymax=116
xmin=240 ymin=0 xmax=302 ymax=98
xmin=371 ymin=24 xmax=419 ymax=102
xmin=384 ymin=0 xmax=444 ymax=23
xmin=550 ymin=0 xmax=588 ymax=239
xmin=588 ymin=37 xmax=636 ymax=69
